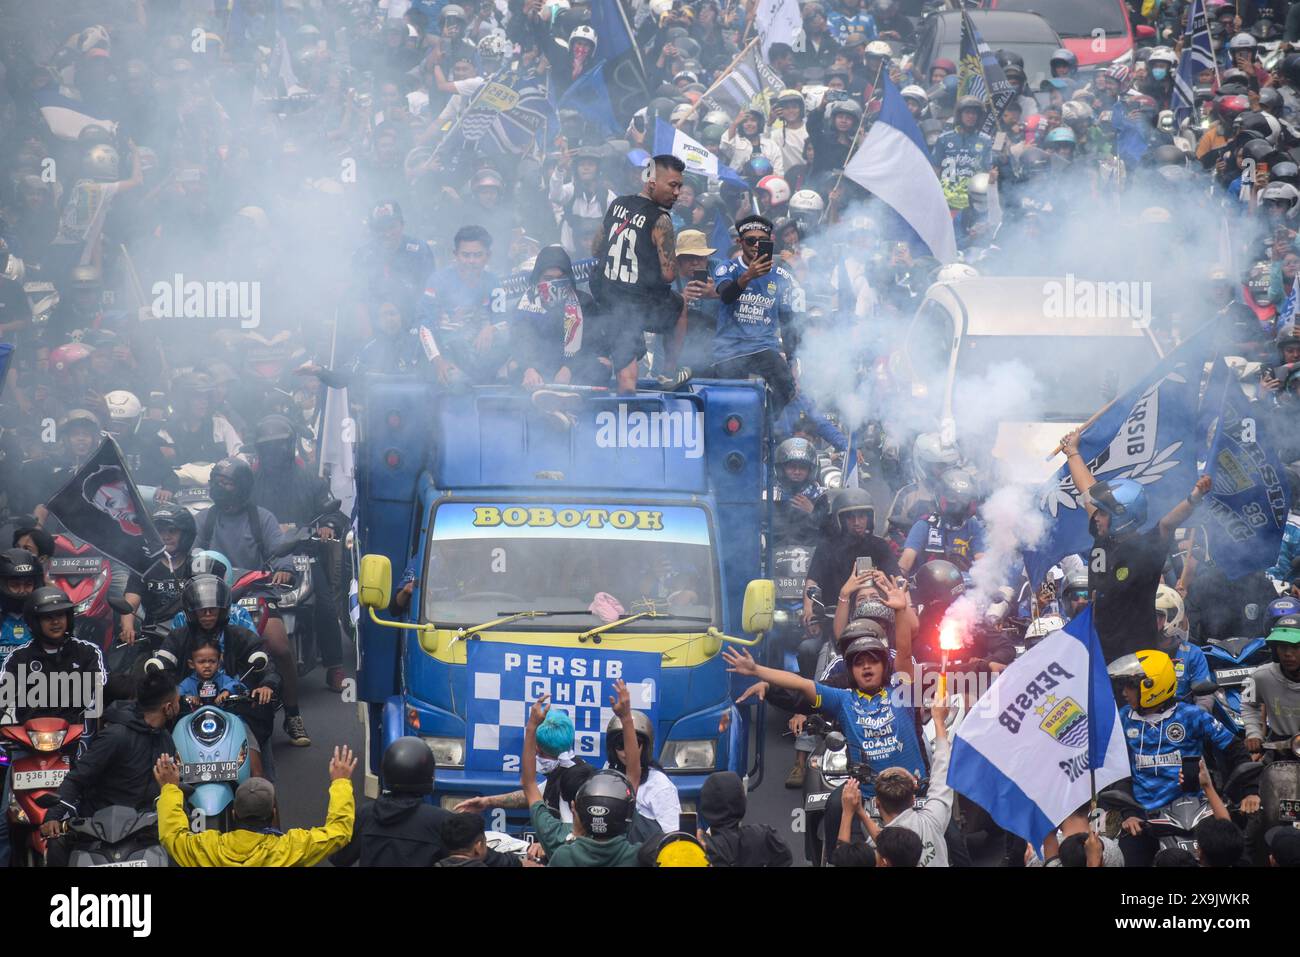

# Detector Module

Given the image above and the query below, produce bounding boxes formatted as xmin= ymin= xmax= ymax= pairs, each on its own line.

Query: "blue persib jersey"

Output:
xmin=904 ymin=515 xmax=985 ymax=568
xmin=813 ymin=673 xmax=925 ymax=797
xmin=1119 ymin=701 xmax=1236 ymax=811
xmin=1171 ymin=642 xmax=1212 ymax=700
xmin=931 ymin=130 xmax=994 ymax=185
xmin=1 ymin=614 xmax=32 ymax=666
xmin=826 ymin=11 xmax=877 ymax=46
xmin=712 ymin=258 xmax=799 ymax=362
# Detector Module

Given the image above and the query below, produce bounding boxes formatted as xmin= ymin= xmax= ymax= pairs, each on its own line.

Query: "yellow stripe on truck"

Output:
xmin=416 ymin=629 xmax=721 ymax=666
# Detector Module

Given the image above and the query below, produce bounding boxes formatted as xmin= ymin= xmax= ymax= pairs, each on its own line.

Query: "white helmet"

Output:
xmin=1025 ymin=615 xmax=1066 ymax=641
xmin=703 ymin=109 xmax=731 ymax=126
xmin=105 ymin=390 xmax=142 ymax=425
xmin=1261 ymin=181 xmax=1300 ymax=218
xmin=935 ymin=262 xmax=979 ymax=283
xmin=1062 ymin=100 xmax=1093 ymax=124
xmin=650 ymin=0 xmax=674 ymax=18
xmin=670 ymin=102 xmax=694 ymax=124
xmin=1228 ymin=31 xmax=1258 ymax=51
xmin=757 ymin=175 xmax=791 ymax=206
xmin=900 ymin=84 xmax=929 ymax=105
xmin=866 ymin=40 xmax=892 ymax=58
xmin=478 ymin=33 xmax=511 ymax=61
xmin=801 ymin=85 xmax=828 ymax=112
xmin=912 ymin=432 xmax=961 ymax=485
xmin=788 ymin=188 xmax=824 ymax=223
xmin=967 ymin=171 xmax=991 ymax=212
xmin=1155 ymin=584 xmax=1188 ymax=643
xmin=1148 ymin=45 xmax=1177 ymax=67
xmin=569 ymin=24 xmax=598 ymax=51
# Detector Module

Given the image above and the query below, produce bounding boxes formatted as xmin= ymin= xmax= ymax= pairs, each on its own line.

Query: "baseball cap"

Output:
xmin=473 ymin=169 xmax=504 ymax=190
xmin=234 ymin=777 xmax=276 ymax=824
xmin=1266 ymin=826 xmax=1300 ymax=866
xmin=370 ymin=201 xmax=402 ymax=228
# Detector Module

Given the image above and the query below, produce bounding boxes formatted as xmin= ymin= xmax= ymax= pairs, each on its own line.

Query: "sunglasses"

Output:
xmin=741 ymin=235 xmax=766 ymax=245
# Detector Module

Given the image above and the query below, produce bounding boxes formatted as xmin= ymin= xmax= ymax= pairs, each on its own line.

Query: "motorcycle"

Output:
xmin=170 ymin=651 xmax=270 ymax=830
xmin=1258 ymin=734 xmax=1300 ymax=831
xmin=1199 ymin=635 xmax=1271 ymax=733
xmin=802 ymin=713 xmax=850 ymax=867
xmin=770 ymin=543 xmax=814 ymax=666
xmin=49 ymin=536 xmax=115 ymax=653
xmin=39 ymin=799 xmax=169 ymax=867
xmin=1 ymin=716 xmax=86 ymax=864
xmin=1100 ymin=786 xmax=1215 ymax=857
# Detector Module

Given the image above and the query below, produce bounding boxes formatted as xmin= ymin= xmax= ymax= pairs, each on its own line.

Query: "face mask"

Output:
xmin=1151 ymin=68 xmax=1168 ymax=81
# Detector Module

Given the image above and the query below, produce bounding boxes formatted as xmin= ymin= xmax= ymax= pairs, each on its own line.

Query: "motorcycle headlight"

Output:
xmin=74 ymin=598 xmax=93 ymax=614
xmin=772 ymin=610 xmax=790 ymax=627
xmin=31 ymin=729 xmax=67 ymax=752
xmin=822 ymin=748 xmax=849 ymax=774
xmin=660 ymin=739 xmax=717 ymax=771
xmin=422 ymin=736 xmax=465 ymax=768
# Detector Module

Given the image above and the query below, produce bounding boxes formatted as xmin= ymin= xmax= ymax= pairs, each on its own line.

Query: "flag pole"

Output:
xmin=676 ymin=35 xmax=762 ymax=128
xmin=1044 ymin=396 xmax=1119 ymax=459
xmin=818 ymin=56 xmax=886 ymax=226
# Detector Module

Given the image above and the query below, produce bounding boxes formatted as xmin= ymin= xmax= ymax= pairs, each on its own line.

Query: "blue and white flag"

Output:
xmin=843 ymin=77 xmax=957 ymax=263
xmin=34 ymin=87 xmax=115 ymax=141
xmin=1172 ymin=0 xmax=1216 ymax=125
xmin=1280 ymin=273 xmax=1300 ymax=328
xmin=0 ymin=344 xmax=12 ymax=399
xmin=949 ymin=606 xmax=1129 ymax=851
xmin=1023 ymin=323 xmax=1216 ymax=585
xmin=558 ymin=61 xmax=619 ymax=134
xmin=1201 ymin=358 xmax=1291 ymax=580
xmin=956 ymin=11 xmax=1016 ymax=138
xmin=654 ymin=119 xmax=749 ymax=189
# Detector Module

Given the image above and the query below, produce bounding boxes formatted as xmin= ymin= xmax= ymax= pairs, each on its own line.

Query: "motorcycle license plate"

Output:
xmin=804 ymin=792 xmax=829 ymax=810
xmin=1214 ymin=668 xmax=1253 ymax=683
xmin=12 ymin=768 xmax=67 ymax=789
xmin=238 ymin=597 xmax=259 ymax=610
xmin=1280 ymin=799 xmax=1300 ymax=818
xmin=50 ymin=557 xmax=103 ymax=574
xmin=180 ymin=760 xmax=242 ymax=784
xmin=93 ymin=860 xmax=149 ymax=867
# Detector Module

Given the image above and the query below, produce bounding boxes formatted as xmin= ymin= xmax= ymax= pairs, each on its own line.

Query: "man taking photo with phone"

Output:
xmin=708 ymin=214 xmax=804 ymax=412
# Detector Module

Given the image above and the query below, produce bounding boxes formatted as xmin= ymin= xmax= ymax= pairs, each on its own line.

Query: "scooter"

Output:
xmin=802 ymin=714 xmax=848 ymax=867
xmin=1258 ymin=734 xmax=1300 ymax=831
xmin=1199 ymin=635 xmax=1271 ymax=733
xmin=771 ymin=543 xmax=814 ymax=667
xmin=170 ymin=652 xmax=269 ymax=830
xmin=40 ymin=799 xmax=169 ymax=867
xmin=49 ymin=536 xmax=115 ymax=653
xmin=1100 ymin=786 xmax=1215 ymax=857
xmin=1 ymin=716 xmax=86 ymax=864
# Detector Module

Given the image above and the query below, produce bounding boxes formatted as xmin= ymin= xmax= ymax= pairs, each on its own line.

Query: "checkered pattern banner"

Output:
xmin=464 ymin=642 xmax=661 ymax=773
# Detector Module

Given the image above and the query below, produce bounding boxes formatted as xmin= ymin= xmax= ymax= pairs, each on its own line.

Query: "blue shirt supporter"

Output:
xmin=711 ymin=256 xmax=799 ymax=363
xmin=812 ymin=672 xmax=926 ymax=797
xmin=1118 ymin=700 xmax=1237 ymax=811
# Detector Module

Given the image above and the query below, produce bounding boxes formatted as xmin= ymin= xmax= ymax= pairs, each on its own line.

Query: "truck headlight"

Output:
xmin=439 ymin=795 xmax=469 ymax=811
xmin=660 ymin=739 xmax=716 ymax=770
xmin=421 ymin=736 xmax=465 ymax=768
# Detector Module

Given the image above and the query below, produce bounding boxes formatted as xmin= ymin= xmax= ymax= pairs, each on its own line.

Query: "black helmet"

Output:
xmin=23 ymin=586 xmax=75 ymax=638
xmin=914 ymin=559 xmax=965 ymax=608
xmin=831 ymin=487 xmax=875 ymax=535
xmin=1259 ymin=86 xmax=1283 ymax=114
xmin=1148 ymin=144 xmax=1187 ymax=168
xmin=605 ymin=711 xmax=654 ymax=772
xmin=1272 ymin=160 xmax=1300 ymax=186
xmin=0 ymin=547 xmax=45 ymax=615
xmin=574 ymin=769 xmax=635 ymax=838
xmin=151 ymin=503 xmax=196 ymax=554
xmin=253 ymin=414 xmax=296 ymax=445
xmin=1284 ymin=52 xmax=1300 ymax=88
xmin=182 ymin=574 xmax=230 ymax=634
xmin=775 ymin=437 xmax=816 ymax=489
xmin=1050 ymin=47 xmax=1078 ymax=75
xmin=209 ymin=456 xmax=254 ymax=509
xmin=381 ymin=736 xmax=436 ymax=795
xmin=840 ymin=633 xmax=893 ymax=680
xmin=837 ymin=616 xmax=889 ymax=657
xmin=936 ymin=468 xmax=978 ymax=525
xmin=1018 ymin=147 xmax=1052 ymax=179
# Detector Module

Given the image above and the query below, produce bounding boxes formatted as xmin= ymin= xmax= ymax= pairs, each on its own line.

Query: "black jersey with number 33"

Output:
xmin=591 ymin=194 xmax=669 ymax=301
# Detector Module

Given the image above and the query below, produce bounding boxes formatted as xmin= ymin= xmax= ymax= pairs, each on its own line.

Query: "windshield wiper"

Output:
xmin=578 ymin=611 xmax=713 ymax=643
xmin=454 ymin=610 xmax=591 ymax=641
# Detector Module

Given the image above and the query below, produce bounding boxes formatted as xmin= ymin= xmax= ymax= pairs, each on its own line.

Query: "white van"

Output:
xmin=894 ymin=277 xmax=1164 ymax=481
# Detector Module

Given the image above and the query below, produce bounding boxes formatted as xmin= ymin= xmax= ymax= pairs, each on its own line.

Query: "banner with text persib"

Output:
xmin=465 ymin=641 xmax=661 ymax=772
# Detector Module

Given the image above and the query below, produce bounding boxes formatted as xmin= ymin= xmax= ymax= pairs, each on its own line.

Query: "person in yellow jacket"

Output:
xmin=152 ymin=746 xmax=357 ymax=866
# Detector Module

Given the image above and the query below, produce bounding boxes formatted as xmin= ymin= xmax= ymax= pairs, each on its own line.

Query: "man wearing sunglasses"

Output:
xmin=1061 ymin=428 xmax=1212 ymax=664
xmin=709 ymin=214 xmax=802 ymax=412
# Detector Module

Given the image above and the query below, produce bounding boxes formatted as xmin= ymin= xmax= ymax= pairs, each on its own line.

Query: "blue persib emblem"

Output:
xmin=465 ymin=642 xmax=661 ymax=773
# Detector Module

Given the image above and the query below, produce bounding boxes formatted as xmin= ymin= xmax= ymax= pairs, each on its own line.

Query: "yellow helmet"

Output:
xmin=653 ymin=832 xmax=711 ymax=867
xmin=1107 ymin=649 xmax=1177 ymax=709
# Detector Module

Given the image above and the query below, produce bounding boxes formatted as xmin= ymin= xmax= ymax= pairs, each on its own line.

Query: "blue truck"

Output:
xmin=353 ymin=378 xmax=777 ymax=828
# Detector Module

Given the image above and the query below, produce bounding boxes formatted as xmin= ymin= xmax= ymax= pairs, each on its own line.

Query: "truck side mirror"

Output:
xmin=742 ymin=579 xmax=775 ymax=635
xmin=359 ymin=554 xmax=393 ymax=610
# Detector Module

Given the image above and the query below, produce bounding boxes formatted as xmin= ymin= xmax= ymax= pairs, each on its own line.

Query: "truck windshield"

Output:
xmin=422 ymin=502 xmax=718 ymax=630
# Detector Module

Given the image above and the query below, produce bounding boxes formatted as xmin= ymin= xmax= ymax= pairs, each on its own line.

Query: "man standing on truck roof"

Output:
xmin=589 ymin=154 xmax=687 ymax=396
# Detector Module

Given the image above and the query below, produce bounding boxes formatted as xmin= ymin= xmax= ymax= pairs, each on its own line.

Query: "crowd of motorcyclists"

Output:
xmin=2 ymin=0 xmax=1300 ymax=869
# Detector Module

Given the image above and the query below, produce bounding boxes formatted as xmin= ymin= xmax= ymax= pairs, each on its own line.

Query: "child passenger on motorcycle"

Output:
xmin=179 ymin=637 xmax=247 ymax=708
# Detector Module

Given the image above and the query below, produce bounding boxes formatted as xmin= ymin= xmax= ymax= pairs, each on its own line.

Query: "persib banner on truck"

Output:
xmin=465 ymin=641 xmax=662 ymax=773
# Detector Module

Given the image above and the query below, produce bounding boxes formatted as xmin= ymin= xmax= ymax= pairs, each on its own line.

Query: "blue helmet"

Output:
xmin=1267 ymin=596 xmax=1300 ymax=631
xmin=1088 ymin=478 xmax=1148 ymax=537
xmin=190 ymin=549 xmax=234 ymax=588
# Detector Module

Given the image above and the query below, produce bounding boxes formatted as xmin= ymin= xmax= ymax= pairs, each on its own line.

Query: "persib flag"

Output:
xmin=844 ymin=77 xmax=957 ymax=263
xmin=949 ymin=606 xmax=1129 ymax=850
xmin=1023 ymin=322 xmax=1215 ymax=585
xmin=1201 ymin=358 xmax=1291 ymax=580
xmin=1173 ymin=0 xmax=1216 ymax=125
xmin=654 ymin=119 xmax=748 ymax=189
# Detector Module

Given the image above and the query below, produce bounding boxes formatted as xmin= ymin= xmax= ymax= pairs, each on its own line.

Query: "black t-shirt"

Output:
xmin=806 ymin=533 xmax=899 ymax=608
xmin=591 ymin=194 xmax=670 ymax=300
xmin=1089 ymin=526 xmax=1169 ymax=663
xmin=132 ymin=555 xmax=189 ymax=625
